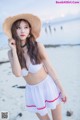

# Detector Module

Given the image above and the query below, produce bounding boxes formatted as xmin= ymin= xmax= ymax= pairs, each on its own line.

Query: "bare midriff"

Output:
xmin=23 ymin=66 xmax=48 ymax=85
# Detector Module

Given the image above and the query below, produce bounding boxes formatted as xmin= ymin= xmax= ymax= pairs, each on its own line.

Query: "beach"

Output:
xmin=0 ymin=46 xmax=80 ymax=120
xmin=0 ymin=0 xmax=80 ymax=119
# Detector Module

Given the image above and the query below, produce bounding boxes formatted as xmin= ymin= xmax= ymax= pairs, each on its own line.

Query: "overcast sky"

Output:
xmin=0 ymin=0 xmax=80 ymax=31
xmin=0 ymin=0 xmax=80 ymax=19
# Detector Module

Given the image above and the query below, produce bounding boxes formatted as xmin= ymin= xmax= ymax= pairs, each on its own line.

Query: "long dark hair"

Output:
xmin=11 ymin=19 xmax=42 ymax=69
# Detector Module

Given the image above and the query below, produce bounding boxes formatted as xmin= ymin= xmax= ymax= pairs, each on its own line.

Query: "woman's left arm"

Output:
xmin=38 ymin=42 xmax=67 ymax=102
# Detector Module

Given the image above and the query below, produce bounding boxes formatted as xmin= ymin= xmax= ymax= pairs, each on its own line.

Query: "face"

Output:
xmin=16 ymin=21 xmax=30 ymax=41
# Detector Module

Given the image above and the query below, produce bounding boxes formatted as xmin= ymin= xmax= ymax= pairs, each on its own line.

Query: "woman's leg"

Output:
xmin=51 ymin=103 xmax=62 ymax=120
xmin=36 ymin=113 xmax=50 ymax=120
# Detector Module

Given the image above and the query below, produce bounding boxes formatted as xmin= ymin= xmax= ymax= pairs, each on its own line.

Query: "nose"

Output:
xmin=21 ymin=28 xmax=25 ymax=33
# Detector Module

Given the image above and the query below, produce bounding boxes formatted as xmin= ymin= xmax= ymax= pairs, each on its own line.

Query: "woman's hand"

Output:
xmin=8 ymin=38 xmax=16 ymax=51
xmin=60 ymin=91 xmax=67 ymax=103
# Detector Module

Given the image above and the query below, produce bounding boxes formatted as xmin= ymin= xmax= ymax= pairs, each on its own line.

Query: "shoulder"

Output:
xmin=37 ymin=42 xmax=48 ymax=59
xmin=37 ymin=42 xmax=45 ymax=50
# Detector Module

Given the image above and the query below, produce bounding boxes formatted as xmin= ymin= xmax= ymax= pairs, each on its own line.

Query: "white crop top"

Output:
xmin=21 ymin=63 xmax=43 ymax=76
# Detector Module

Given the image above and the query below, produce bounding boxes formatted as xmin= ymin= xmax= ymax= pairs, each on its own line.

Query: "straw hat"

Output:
xmin=3 ymin=13 xmax=41 ymax=39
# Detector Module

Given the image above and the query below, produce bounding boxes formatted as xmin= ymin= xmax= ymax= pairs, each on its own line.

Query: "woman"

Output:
xmin=3 ymin=13 xmax=67 ymax=120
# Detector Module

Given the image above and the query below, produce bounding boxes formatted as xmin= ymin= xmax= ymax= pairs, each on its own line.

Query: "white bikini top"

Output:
xmin=21 ymin=62 xmax=43 ymax=76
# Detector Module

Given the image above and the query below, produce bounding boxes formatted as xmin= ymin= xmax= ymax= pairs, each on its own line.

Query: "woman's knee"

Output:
xmin=51 ymin=103 xmax=62 ymax=120
xmin=36 ymin=113 xmax=50 ymax=120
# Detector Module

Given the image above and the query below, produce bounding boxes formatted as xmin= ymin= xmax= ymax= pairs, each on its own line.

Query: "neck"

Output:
xmin=21 ymin=40 xmax=27 ymax=47
xmin=21 ymin=43 xmax=27 ymax=48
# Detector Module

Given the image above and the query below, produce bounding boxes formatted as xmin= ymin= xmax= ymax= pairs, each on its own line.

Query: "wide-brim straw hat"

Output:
xmin=3 ymin=13 xmax=41 ymax=39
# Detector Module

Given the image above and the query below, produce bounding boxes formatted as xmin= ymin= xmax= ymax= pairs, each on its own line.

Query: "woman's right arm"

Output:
xmin=8 ymin=39 xmax=21 ymax=77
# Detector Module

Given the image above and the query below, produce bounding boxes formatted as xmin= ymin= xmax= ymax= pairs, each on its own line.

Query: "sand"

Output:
xmin=0 ymin=46 xmax=80 ymax=120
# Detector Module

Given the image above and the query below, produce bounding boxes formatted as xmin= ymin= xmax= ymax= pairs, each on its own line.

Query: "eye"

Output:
xmin=16 ymin=27 xmax=21 ymax=29
xmin=25 ymin=26 xmax=28 ymax=29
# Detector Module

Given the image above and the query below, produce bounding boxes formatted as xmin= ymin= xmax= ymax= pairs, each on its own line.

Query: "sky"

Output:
xmin=0 ymin=0 xmax=80 ymax=30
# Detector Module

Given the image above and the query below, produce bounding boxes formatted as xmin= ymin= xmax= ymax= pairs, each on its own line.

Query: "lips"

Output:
xmin=20 ymin=34 xmax=25 ymax=36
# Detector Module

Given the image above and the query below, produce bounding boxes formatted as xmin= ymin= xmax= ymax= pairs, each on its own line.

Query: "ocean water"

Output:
xmin=0 ymin=19 xmax=80 ymax=49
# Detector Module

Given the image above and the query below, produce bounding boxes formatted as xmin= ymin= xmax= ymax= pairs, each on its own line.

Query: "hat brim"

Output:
xmin=3 ymin=14 xmax=41 ymax=39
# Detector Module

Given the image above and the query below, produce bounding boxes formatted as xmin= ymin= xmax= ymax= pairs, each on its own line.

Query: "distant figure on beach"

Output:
xmin=3 ymin=13 xmax=67 ymax=120
xmin=60 ymin=26 xmax=63 ymax=30
xmin=54 ymin=27 xmax=56 ymax=31
xmin=45 ymin=27 xmax=48 ymax=34
xmin=48 ymin=25 xmax=52 ymax=34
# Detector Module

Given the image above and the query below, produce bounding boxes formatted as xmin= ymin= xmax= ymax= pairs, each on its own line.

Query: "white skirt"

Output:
xmin=25 ymin=74 xmax=62 ymax=116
